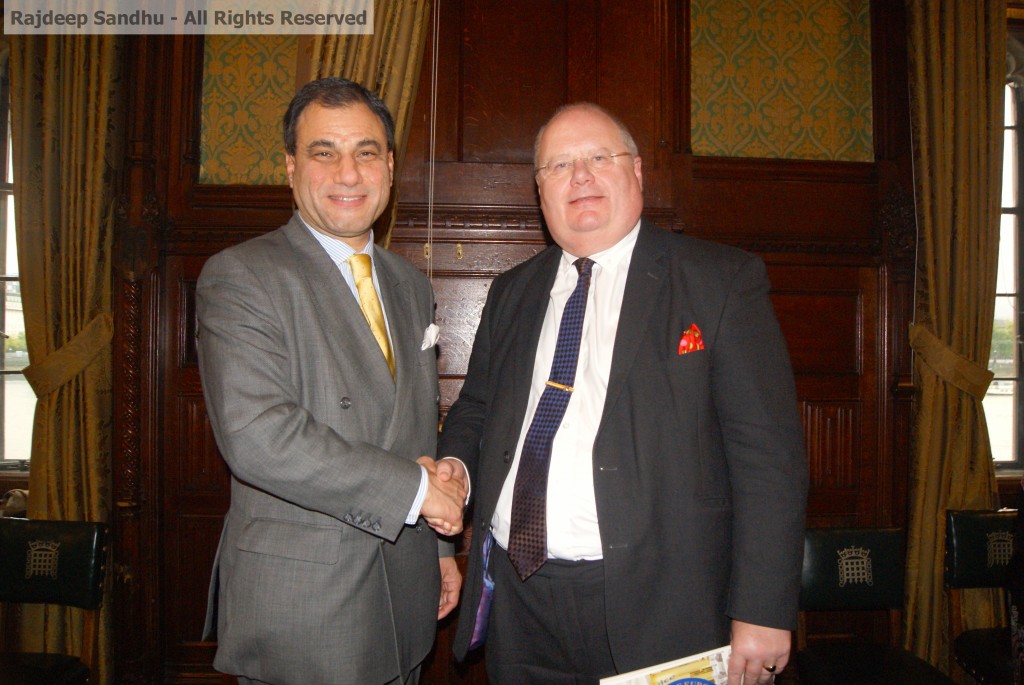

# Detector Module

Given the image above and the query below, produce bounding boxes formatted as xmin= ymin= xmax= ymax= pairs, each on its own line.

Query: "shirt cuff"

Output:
xmin=405 ymin=464 xmax=429 ymax=525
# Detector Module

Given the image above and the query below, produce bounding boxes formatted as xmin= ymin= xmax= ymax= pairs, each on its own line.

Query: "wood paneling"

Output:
xmin=159 ymin=255 xmax=225 ymax=677
xmin=399 ymin=0 xmax=674 ymax=209
xmin=112 ymin=1 xmax=914 ymax=682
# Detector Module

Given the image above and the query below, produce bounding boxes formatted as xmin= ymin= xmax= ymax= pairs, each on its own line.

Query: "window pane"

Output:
xmin=1007 ymin=84 xmax=1017 ymax=126
xmin=1005 ymin=129 xmax=1018 ymax=208
xmin=985 ymin=379 xmax=1016 ymax=461
xmin=5 ymin=196 xmax=13 ymax=274
xmin=988 ymin=293 xmax=1016 ymax=463
xmin=999 ymin=214 xmax=1017 ymax=293
xmin=3 ymin=375 xmax=33 ymax=461
xmin=4 ymin=285 xmax=25 ymax=373
xmin=991 ymin=295 xmax=1017 ymax=378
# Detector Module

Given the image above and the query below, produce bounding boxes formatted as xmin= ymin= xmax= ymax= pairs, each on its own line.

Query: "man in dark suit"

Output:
xmin=439 ymin=103 xmax=808 ymax=684
xmin=198 ymin=78 xmax=467 ymax=685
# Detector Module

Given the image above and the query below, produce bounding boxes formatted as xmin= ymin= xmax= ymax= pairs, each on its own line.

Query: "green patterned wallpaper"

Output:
xmin=199 ymin=35 xmax=299 ymax=185
xmin=691 ymin=0 xmax=873 ymax=161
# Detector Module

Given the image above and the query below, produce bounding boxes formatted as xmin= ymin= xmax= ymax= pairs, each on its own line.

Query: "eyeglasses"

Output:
xmin=535 ymin=151 xmax=632 ymax=179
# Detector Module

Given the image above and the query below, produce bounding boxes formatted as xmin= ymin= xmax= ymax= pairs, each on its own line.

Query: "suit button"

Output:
xmin=340 ymin=397 xmax=352 ymax=409
xmin=503 ymin=451 xmax=510 ymax=463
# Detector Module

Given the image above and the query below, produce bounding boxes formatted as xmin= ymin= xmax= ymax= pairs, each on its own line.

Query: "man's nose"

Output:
xmin=570 ymin=158 xmax=595 ymax=183
xmin=333 ymin=155 xmax=361 ymax=184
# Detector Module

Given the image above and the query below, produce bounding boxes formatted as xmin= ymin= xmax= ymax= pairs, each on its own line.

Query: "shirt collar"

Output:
xmin=299 ymin=214 xmax=376 ymax=268
xmin=559 ymin=218 xmax=642 ymax=272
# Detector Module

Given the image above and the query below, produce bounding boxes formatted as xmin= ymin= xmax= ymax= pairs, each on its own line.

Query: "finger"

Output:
xmin=438 ymin=572 xmax=461 ymax=618
xmin=427 ymin=521 xmax=452 ymax=535
xmin=426 ymin=517 xmax=464 ymax=535
xmin=434 ymin=460 xmax=453 ymax=481
xmin=747 ymin=665 xmax=774 ymax=685
xmin=438 ymin=589 xmax=457 ymax=619
xmin=726 ymin=657 xmax=745 ymax=685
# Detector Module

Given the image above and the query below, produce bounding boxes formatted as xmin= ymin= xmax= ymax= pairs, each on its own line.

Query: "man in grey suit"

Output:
xmin=198 ymin=78 xmax=467 ymax=685
xmin=439 ymin=103 xmax=808 ymax=684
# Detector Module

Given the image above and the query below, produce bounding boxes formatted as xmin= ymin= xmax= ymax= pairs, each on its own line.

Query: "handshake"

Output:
xmin=416 ymin=456 xmax=469 ymax=536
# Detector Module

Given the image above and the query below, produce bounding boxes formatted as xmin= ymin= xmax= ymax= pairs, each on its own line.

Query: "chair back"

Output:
xmin=945 ymin=509 xmax=1015 ymax=590
xmin=0 ymin=517 xmax=109 ymax=609
xmin=800 ymin=527 xmax=904 ymax=612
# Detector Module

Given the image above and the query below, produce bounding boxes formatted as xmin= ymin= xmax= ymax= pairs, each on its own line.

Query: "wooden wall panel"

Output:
xmin=775 ymin=292 xmax=861 ymax=376
xmin=684 ymin=158 xmax=879 ymax=248
xmin=159 ymin=255 xmax=225 ymax=677
xmin=399 ymin=0 xmax=673 ymax=208
xmin=460 ymin=1 xmax=568 ymax=164
xmin=769 ymin=264 xmax=882 ymax=527
xmin=163 ymin=514 xmax=222 ymax=669
xmin=388 ymin=230 xmax=547 ymax=411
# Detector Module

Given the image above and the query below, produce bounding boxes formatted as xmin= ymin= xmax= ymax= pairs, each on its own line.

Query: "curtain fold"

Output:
xmin=903 ymin=0 xmax=1005 ymax=675
xmin=308 ymin=0 xmax=432 ymax=246
xmin=8 ymin=33 xmax=124 ymax=684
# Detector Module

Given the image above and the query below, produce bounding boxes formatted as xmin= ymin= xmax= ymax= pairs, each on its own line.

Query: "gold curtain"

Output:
xmin=8 ymin=34 xmax=124 ymax=684
xmin=307 ymin=0 xmax=432 ymax=246
xmin=903 ymin=0 xmax=1005 ymax=674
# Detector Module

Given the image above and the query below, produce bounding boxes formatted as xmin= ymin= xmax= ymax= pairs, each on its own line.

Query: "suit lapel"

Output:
xmin=601 ymin=222 xmax=668 ymax=426
xmin=282 ymin=217 xmax=397 ymax=412
xmin=375 ymin=249 xmax=419 ymax=449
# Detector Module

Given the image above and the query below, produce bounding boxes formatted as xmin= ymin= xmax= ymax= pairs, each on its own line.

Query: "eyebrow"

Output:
xmin=304 ymin=138 xmax=383 ymax=152
xmin=354 ymin=138 xmax=384 ymax=151
xmin=305 ymin=139 xmax=337 ymax=151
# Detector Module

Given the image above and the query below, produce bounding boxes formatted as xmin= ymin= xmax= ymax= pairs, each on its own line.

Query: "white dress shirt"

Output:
xmin=491 ymin=220 xmax=641 ymax=559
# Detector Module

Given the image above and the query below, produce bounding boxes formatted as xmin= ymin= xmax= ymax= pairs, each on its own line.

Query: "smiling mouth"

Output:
xmin=329 ymin=194 xmax=367 ymax=204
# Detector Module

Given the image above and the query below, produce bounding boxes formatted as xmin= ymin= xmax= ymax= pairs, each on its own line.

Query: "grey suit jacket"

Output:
xmin=198 ymin=214 xmax=442 ymax=685
xmin=440 ymin=220 xmax=808 ymax=672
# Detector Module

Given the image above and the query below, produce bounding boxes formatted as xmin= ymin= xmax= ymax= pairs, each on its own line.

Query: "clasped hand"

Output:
xmin=417 ymin=456 xmax=468 ymax=536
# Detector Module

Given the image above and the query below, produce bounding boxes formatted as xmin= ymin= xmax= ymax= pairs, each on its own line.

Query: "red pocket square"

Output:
xmin=677 ymin=324 xmax=705 ymax=355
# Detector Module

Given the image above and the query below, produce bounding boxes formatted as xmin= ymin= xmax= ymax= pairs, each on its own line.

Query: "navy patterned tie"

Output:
xmin=507 ymin=257 xmax=593 ymax=580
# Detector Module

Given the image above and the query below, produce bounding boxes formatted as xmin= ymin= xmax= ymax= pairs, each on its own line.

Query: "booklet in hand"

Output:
xmin=599 ymin=644 xmax=731 ymax=685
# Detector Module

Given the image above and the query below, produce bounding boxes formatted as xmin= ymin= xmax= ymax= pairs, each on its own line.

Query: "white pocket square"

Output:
xmin=421 ymin=323 xmax=440 ymax=350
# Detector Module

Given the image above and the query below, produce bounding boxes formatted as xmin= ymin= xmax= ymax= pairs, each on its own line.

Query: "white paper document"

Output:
xmin=600 ymin=644 xmax=731 ymax=685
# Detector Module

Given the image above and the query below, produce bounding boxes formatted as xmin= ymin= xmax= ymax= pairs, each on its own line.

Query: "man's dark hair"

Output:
xmin=283 ymin=77 xmax=396 ymax=155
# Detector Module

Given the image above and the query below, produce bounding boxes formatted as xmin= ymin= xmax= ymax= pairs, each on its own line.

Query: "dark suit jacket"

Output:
xmin=439 ymin=220 xmax=808 ymax=672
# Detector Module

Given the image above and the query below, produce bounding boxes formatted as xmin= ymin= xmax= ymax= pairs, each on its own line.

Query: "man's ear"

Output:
xmin=285 ymin=153 xmax=296 ymax=186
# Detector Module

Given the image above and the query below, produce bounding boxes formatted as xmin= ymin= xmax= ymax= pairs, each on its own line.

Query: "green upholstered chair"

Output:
xmin=944 ymin=509 xmax=1015 ymax=685
xmin=0 ymin=517 xmax=109 ymax=685
xmin=795 ymin=527 xmax=957 ymax=685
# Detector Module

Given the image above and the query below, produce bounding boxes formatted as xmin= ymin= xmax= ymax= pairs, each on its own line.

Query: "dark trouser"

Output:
xmin=486 ymin=547 xmax=616 ymax=685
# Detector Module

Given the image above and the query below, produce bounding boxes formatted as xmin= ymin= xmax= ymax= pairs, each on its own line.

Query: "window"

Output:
xmin=0 ymin=63 xmax=31 ymax=471
xmin=987 ymin=34 xmax=1024 ymax=471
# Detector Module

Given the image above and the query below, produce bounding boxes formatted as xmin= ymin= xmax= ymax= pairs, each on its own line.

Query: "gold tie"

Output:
xmin=348 ymin=254 xmax=395 ymax=378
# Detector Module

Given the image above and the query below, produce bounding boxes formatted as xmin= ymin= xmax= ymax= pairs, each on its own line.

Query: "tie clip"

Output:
xmin=545 ymin=380 xmax=574 ymax=392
